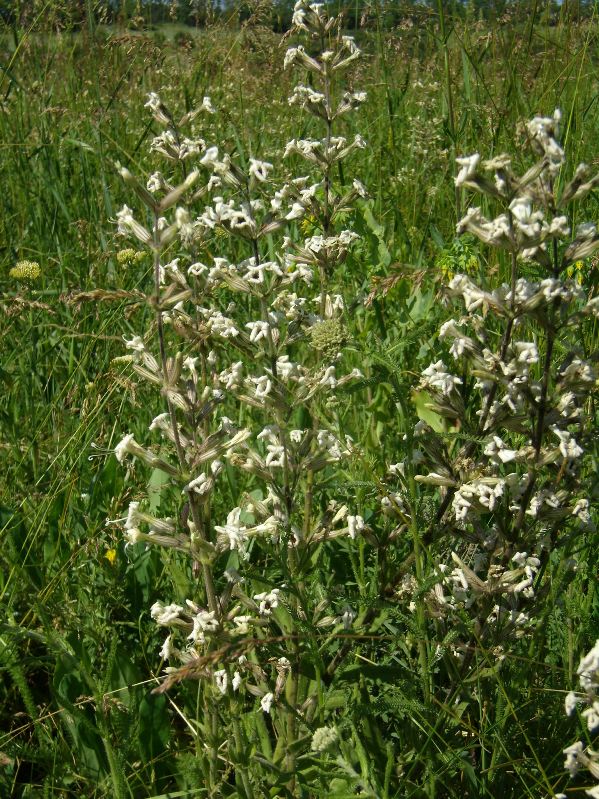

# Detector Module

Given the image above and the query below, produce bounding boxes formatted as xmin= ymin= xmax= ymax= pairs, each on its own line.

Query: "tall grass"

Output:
xmin=0 ymin=4 xmax=598 ymax=796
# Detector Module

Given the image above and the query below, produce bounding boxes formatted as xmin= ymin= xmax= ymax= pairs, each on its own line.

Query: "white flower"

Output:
xmin=124 ymin=335 xmax=145 ymax=353
xmin=219 ymin=361 xmax=243 ymax=390
xmin=251 ymin=375 xmax=273 ymax=400
xmin=232 ymin=670 xmax=242 ymax=692
xmin=340 ymin=606 xmax=356 ymax=630
xmin=276 ymin=356 xmax=300 ymax=381
xmin=286 ymin=202 xmax=306 ymax=220
xmin=125 ymin=501 xmax=141 ymax=536
xmin=578 ymin=640 xmax=599 ymax=692
xmin=551 ymin=427 xmax=584 ymax=460
xmin=187 ymin=473 xmax=211 ymax=495
xmin=151 ymin=602 xmax=184 ymax=626
xmin=246 ymin=320 xmax=271 ymax=343
xmin=513 ymin=342 xmax=538 ymax=365
xmin=455 ymin=153 xmax=480 ymax=186
xmin=144 ymin=92 xmax=169 ymax=124
xmin=202 ymin=96 xmax=216 ymax=114
xmin=188 ymin=610 xmax=219 ymax=644
xmin=421 ymin=360 xmax=462 ymax=395
xmin=564 ymin=691 xmax=579 ymax=716
xmin=200 ymin=146 xmax=219 ymax=167
xmin=214 ymin=669 xmax=228 ymax=694
xmin=215 ymin=507 xmax=247 ymax=551
xmin=572 ymin=498 xmax=594 ymax=530
xmin=289 ymin=84 xmax=326 ymax=108
xmin=582 ymin=701 xmax=599 ymax=732
xmin=116 ymin=205 xmax=152 ymax=245
xmin=484 ymin=436 xmax=517 ymax=464
xmin=452 ymin=480 xmax=505 ymax=522
xmin=183 ymin=356 xmax=199 ymax=376
xmin=284 ymin=46 xmax=301 ymax=69
xmin=563 ymin=740 xmax=583 ymax=777
xmin=254 ymin=589 xmax=280 ymax=616
xmin=347 ymin=515 xmax=364 ymax=539
xmin=149 ymin=413 xmax=170 ymax=433
xmin=115 ymin=433 xmax=135 ymax=462
xmin=159 ymin=634 xmax=178 ymax=661
xmin=232 ymin=615 xmax=252 ymax=635
xmin=260 ymin=692 xmax=274 ymax=714
xmin=207 ymin=312 xmax=239 ymax=339
xmin=249 ymin=158 xmax=273 ymax=183
xmin=319 ymin=366 xmax=337 ymax=388
xmin=265 ymin=444 xmax=285 ymax=468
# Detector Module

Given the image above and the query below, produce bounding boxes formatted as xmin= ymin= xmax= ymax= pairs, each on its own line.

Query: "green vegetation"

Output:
xmin=0 ymin=2 xmax=598 ymax=797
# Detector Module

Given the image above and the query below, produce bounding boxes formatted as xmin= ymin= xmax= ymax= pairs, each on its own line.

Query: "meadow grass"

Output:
xmin=0 ymin=4 xmax=598 ymax=797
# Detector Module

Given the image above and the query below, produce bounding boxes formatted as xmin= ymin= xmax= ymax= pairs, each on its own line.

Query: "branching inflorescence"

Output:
xmin=109 ymin=0 xmax=370 ymax=789
xmin=391 ymin=110 xmax=598 ymax=666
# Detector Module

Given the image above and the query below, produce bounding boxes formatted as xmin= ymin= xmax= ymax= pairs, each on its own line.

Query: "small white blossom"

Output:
xmin=232 ymin=670 xmax=242 ymax=692
xmin=151 ymin=602 xmax=184 ymax=626
xmin=311 ymin=726 xmax=338 ymax=752
xmin=421 ymin=360 xmax=462 ymax=395
xmin=188 ymin=610 xmax=219 ymax=644
xmin=455 ymin=153 xmax=480 ymax=186
xmin=347 ymin=515 xmax=364 ymax=539
xmin=260 ymin=692 xmax=274 ymax=714
xmin=552 ymin=426 xmax=584 ymax=460
xmin=254 ymin=589 xmax=281 ymax=616
xmin=214 ymin=669 xmax=228 ymax=694
xmin=249 ymin=158 xmax=273 ymax=183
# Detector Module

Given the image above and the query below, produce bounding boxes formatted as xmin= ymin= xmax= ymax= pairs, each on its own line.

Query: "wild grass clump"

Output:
xmin=1 ymin=2 xmax=598 ymax=797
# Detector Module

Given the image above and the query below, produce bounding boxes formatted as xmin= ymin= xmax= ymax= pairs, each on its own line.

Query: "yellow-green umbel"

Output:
xmin=310 ymin=318 xmax=347 ymax=361
xmin=9 ymin=260 xmax=41 ymax=282
xmin=116 ymin=248 xmax=147 ymax=267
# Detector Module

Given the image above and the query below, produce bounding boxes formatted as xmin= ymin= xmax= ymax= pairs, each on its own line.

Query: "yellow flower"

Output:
xmin=300 ymin=214 xmax=317 ymax=236
xmin=566 ymin=259 xmax=585 ymax=285
xmin=104 ymin=548 xmax=117 ymax=566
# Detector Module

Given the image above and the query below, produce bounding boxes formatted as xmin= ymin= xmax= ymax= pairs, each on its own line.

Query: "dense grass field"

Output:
xmin=1 ymin=3 xmax=598 ymax=797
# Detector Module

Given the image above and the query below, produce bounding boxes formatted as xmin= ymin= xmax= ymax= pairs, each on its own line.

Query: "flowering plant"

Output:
xmin=109 ymin=2 xmax=377 ymax=794
xmin=106 ymin=4 xmax=598 ymax=794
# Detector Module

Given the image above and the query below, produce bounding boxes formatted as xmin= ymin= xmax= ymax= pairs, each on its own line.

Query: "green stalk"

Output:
xmin=407 ymin=454 xmax=431 ymax=704
xmin=232 ymin=712 xmax=253 ymax=798
xmin=437 ymin=0 xmax=460 ymax=221
xmin=152 ymin=211 xmax=218 ymax=616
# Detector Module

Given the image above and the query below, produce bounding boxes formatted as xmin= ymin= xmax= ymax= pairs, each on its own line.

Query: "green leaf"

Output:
xmin=334 ymin=663 xmax=407 ymax=685
xmin=138 ymin=692 xmax=169 ymax=762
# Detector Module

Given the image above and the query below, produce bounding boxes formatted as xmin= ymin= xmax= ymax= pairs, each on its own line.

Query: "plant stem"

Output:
xmin=152 ymin=213 xmax=219 ymax=615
